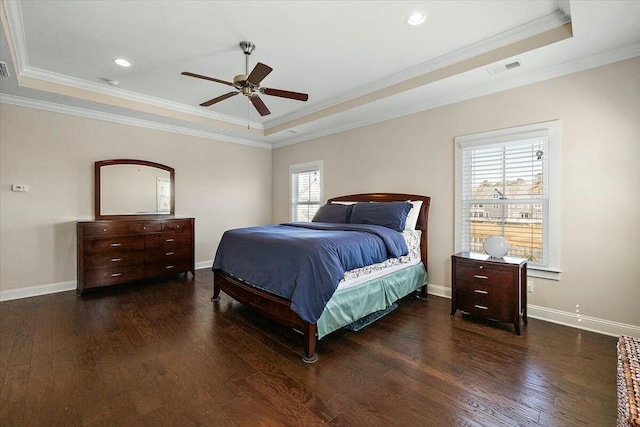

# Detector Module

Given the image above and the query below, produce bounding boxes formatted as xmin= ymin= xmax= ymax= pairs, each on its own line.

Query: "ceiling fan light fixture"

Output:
xmin=407 ymin=11 xmax=427 ymax=26
xmin=113 ymin=58 xmax=132 ymax=67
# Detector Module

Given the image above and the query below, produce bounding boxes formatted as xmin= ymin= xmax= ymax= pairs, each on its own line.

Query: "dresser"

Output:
xmin=450 ymin=252 xmax=527 ymax=334
xmin=77 ymin=218 xmax=194 ymax=295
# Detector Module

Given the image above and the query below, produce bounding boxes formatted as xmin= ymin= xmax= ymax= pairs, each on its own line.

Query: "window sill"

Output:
xmin=528 ymin=267 xmax=561 ymax=281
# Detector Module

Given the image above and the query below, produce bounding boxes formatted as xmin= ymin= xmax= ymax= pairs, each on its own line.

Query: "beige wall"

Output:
xmin=273 ymin=57 xmax=640 ymax=327
xmin=0 ymin=103 xmax=272 ymax=292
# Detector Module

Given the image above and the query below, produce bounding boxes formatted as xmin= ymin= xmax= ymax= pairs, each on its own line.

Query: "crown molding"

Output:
xmin=0 ymin=94 xmax=272 ymax=149
xmin=2 ymin=0 xmax=27 ymax=73
xmin=264 ymin=10 xmax=571 ymax=131
xmin=19 ymin=66 xmax=265 ymax=130
xmin=271 ymin=42 xmax=640 ymax=149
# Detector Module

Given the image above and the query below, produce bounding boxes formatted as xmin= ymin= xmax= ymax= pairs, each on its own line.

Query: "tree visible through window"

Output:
xmin=456 ymin=121 xmax=561 ymax=274
xmin=290 ymin=161 xmax=322 ymax=222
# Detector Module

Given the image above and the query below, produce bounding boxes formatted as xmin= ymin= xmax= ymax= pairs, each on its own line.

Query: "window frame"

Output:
xmin=455 ymin=121 xmax=562 ymax=280
xmin=289 ymin=160 xmax=323 ymax=222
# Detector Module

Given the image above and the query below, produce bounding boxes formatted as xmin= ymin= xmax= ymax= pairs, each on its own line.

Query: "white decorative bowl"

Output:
xmin=483 ymin=235 xmax=510 ymax=258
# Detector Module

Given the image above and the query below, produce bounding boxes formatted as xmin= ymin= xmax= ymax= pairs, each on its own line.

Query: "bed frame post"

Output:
xmin=212 ymin=277 xmax=221 ymax=302
xmin=303 ymin=323 xmax=319 ymax=364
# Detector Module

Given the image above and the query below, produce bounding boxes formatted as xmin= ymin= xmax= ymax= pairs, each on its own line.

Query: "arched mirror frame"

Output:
xmin=95 ymin=159 xmax=175 ymax=220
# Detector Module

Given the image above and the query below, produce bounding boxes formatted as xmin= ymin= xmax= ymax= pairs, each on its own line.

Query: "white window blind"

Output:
xmin=461 ymin=137 xmax=548 ymax=265
xmin=290 ymin=161 xmax=322 ymax=222
xmin=455 ymin=121 xmax=561 ymax=277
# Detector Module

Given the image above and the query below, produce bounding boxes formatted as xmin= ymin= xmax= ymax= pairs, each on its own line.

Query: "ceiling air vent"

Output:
xmin=0 ymin=62 xmax=9 ymax=77
xmin=487 ymin=60 xmax=522 ymax=75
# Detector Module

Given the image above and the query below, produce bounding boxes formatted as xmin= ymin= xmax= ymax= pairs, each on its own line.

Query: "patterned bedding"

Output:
xmin=340 ymin=230 xmax=421 ymax=286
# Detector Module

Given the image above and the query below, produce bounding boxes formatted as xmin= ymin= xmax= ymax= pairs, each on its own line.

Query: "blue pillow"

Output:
xmin=349 ymin=202 xmax=412 ymax=232
xmin=312 ymin=204 xmax=353 ymax=224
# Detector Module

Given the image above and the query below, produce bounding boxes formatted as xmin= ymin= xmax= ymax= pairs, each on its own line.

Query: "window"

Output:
xmin=455 ymin=121 xmax=561 ymax=279
xmin=290 ymin=160 xmax=323 ymax=222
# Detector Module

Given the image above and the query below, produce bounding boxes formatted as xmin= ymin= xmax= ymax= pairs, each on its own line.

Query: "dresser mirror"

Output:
xmin=95 ymin=159 xmax=175 ymax=219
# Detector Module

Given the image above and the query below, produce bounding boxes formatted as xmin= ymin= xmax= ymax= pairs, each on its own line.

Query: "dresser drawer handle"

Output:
xmin=165 ymin=252 xmax=174 ymax=256
xmin=110 ymin=243 xmax=122 ymax=247
xmin=166 ymin=265 xmax=175 ymax=269
xmin=474 ymin=304 xmax=489 ymax=310
xmin=110 ymin=258 xmax=122 ymax=262
xmin=474 ymin=289 xmax=488 ymax=294
xmin=166 ymin=238 xmax=175 ymax=242
xmin=474 ymin=275 xmax=488 ymax=279
xmin=111 ymin=273 xmax=122 ymax=277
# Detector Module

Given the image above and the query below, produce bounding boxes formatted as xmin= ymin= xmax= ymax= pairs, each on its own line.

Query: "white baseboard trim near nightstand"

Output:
xmin=0 ymin=280 xmax=77 ymax=302
xmin=526 ymin=305 xmax=640 ymax=338
xmin=426 ymin=284 xmax=639 ymax=338
xmin=426 ymin=283 xmax=451 ymax=299
xmin=195 ymin=260 xmax=213 ymax=270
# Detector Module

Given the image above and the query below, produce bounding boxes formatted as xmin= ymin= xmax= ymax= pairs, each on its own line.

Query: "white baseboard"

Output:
xmin=0 ymin=262 xmax=214 ymax=302
xmin=427 ymin=282 xmax=640 ymax=338
xmin=0 ymin=280 xmax=77 ymax=302
xmin=426 ymin=282 xmax=451 ymax=298
xmin=195 ymin=260 xmax=213 ymax=270
xmin=3 ymin=277 xmax=638 ymax=338
xmin=526 ymin=305 xmax=640 ymax=338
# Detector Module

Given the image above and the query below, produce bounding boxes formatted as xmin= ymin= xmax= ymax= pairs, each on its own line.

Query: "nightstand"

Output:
xmin=451 ymin=252 xmax=527 ymax=334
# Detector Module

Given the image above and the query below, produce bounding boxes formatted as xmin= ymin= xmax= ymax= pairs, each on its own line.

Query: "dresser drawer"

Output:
xmin=145 ymin=258 xmax=192 ymax=277
xmin=145 ymin=245 xmax=192 ymax=263
xmin=84 ymin=265 xmax=145 ymax=288
xmin=84 ymin=236 xmax=144 ymax=254
xmin=145 ymin=231 xmax=192 ymax=249
xmin=82 ymin=221 xmax=162 ymax=237
xmin=163 ymin=219 xmax=192 ymax=232
xmin=85 ymin=251 xmax=144 ymax=270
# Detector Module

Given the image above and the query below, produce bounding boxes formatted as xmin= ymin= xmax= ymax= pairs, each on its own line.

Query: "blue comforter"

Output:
xmin=212 ymin=222 xmax=408 ymax=323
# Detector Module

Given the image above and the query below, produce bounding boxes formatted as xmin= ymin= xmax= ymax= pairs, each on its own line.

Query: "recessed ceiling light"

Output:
xmin=407 ymin=11 xmax=428 ymax=26
xmin=114 ymin=58 xmax=132 ymax=67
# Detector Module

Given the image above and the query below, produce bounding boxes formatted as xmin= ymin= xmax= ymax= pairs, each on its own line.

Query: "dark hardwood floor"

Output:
xmin=1 ymin=270 xmax=617 ymax=426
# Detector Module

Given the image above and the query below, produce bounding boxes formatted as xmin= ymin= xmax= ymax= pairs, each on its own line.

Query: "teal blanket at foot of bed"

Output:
xmin=316 ymin=263 xmax=427 ymax=339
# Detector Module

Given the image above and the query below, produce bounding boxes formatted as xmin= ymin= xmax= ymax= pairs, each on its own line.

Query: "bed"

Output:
xmin=212 ymin=193 xmax=431 ymax=362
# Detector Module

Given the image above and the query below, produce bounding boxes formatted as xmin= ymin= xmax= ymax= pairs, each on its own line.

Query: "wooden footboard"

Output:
xmin=213 ymin=269 xmax=319 ymax=363
xmin=212 ymin=193 xmax=431 ymax=363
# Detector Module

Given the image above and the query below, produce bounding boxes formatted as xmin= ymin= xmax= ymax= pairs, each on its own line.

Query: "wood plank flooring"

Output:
xmin=1 ymin=270 xmax=617 ymax=426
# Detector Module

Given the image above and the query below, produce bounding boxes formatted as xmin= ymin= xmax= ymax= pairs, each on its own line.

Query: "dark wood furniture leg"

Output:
xmin=213 ymin=270 xmax=319 ymax=363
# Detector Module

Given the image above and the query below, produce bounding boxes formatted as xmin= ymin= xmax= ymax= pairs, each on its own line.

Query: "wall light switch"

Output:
xmin=11 ymin=184 xmax=28 ymax=192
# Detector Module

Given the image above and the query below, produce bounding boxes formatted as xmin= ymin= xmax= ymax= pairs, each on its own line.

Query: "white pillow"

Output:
xmin=404 ymin=200 xmax=423 ymax=231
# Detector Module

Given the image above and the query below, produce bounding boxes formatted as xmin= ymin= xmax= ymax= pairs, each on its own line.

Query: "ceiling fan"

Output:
xmin=181 ymin=41 xmax=309 ymax=116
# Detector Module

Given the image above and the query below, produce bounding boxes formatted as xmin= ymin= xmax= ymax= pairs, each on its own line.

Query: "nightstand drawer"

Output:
xmin=456 ymin=289 xmax=513 ymax=321
xmin=455 ymin=263 xmax=512 ymax=287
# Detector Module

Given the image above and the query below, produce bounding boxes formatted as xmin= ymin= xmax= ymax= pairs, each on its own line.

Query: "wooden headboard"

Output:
xmin=327 ymin=193 xmax=431 ymax=269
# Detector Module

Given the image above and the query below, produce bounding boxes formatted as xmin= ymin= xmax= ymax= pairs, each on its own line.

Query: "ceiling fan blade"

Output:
xmin=247 ymin=62 xmax=273 ymax=85
xmin=250 ymin=95 xmax=271 ymax=116
xmin=262 ymin=87 xmax=309 ymax=102
xmin=200 ymin=91 xmax=239 ymax=107
xmin=181 ymin=71 xmax=235 ymax=87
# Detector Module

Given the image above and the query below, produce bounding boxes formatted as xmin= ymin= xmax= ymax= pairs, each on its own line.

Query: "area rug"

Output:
xmin=618 ymin=335 xmax=640 ymax=427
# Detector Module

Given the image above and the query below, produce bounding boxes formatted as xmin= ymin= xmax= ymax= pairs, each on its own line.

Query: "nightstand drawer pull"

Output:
xmin=110 ymin=243 xmax=122 ymax=247
xmin=111 ymin=273 xmax=122 ymax=277
xmin=165 ymin=252 xmax=174 ymax=256
xmin=474 ymin=304 xmax=489 ymax=310
xmin=166 ymin=238 xmax=175 ymax=242
xmin=166 ymin=265 xmax=175 ymax=269
xmin=474 ymin=289 xmax=488 ymax=294
xmin=474 ymin=275 xmax=488 ymax=279
xmin=110 ymin=258 xmax=122 ymax=262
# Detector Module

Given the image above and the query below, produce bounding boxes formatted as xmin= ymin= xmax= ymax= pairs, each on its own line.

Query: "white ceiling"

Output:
xmin=1 ymin=0 xmax=639 ymax=148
